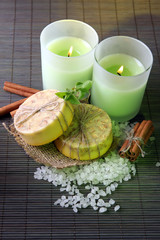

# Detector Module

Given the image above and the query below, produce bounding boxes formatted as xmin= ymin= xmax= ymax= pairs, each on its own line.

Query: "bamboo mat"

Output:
xmin=0 ymin=0 xmax=160 ymax=239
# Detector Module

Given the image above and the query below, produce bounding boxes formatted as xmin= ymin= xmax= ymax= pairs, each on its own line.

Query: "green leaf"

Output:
xmin=64 ymin=93 xmax=72 ymax=101
xmin=55 ymin=92 xmax=68 ymax=99
xmin=55 ymin=80 xmax=92 ymax=105
xmin=79 ymin=80 xmax=92 ymax=91
xmin=67 ymin=94 xmax=80 ymax=104
xmin=76 ymin=90 xmax=86 ymax=100
xmin=75 ymin=82 xmax=84 ymax=89
xmin=75 ymin=80 xmax=92 ymax=91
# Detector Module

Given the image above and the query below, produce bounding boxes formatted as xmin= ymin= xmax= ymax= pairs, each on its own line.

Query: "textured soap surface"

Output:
xmin=54 ymin=103 xmax=113 ymax=160
xmin=14 ymin=89 xmax=74 ymax=146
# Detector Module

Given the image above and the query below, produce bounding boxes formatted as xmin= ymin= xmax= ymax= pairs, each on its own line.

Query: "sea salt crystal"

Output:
xmin=114 ymin=182 xmax=118 ymax=188
xmin=60 ymin=201 xmax=65 ymax=207
xmin=110 ymin=184 xmax=116 ymax=191
xmin=75 ymin=188 xmax=80 ymax=194
xmin=106 ymin=186 xmax=111 ymax=195
xmin=64 ymin=203 xmax=69 ymax=208
xmin=99 ymin=207 xmax=107 ymax=213
xmin=109 ymin=198 xmax=115 ymax=205
xmin=54 ymin=199 xmax=61 ymax=205
xmin=60 ymin=187 xmax=66 ymax=192
xmin=73 ymin=207 xmax=78 ymax=213
xmin=93 ymin=206 xmax=98 ymax=211
xmin=90 ymin=200 xmax=96 ymax=207
xmin=156 ymin=162 xmax=160 ymax=167
xmin=94 ymin=194 xmax=100 ymax=200
xmin=69 ymin=191 xmax=74 ymax=195
xmin=75 ymin=203 xmax=82 ymax=209
xmin=104 ymin=202 xmax=111 ymax=208
xmin=91 ymin=188 xmax=96 ymax=194
xmin=34 ymin=174 xmax=42 ymax=180
xmin=82 ymin=202 xmax=90 ymax=208
xmin=61 ymin=195 xmax=66 ymax=200
xmin=97 ymin=199 xmax=105 ymax=207
xmin=94 ymin=186 xmax=99 ymax=192
xmin=98 ymin=190 xmax=106 ymax=196
xmin=114 ymin=205 xmax=120 ymax=212
xmin=87 ymin=193 xmax=93 ymax=199
xmin=66 ymin=185 xmax=72 ymax=192
xmin=123 ymin=174 xmax=131 ymax=181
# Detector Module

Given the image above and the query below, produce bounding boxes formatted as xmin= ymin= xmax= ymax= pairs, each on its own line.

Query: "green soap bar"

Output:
xmin=54 ymin=103 xmax=113 ymax=160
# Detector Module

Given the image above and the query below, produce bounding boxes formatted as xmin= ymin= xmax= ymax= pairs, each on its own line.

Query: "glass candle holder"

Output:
xmin=91 ymin=36 xmax=153 ymax=122
xmin=40 ymin=19 xmax=99 ymax=91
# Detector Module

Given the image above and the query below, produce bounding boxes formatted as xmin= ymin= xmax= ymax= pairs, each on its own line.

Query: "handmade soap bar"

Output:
xmin=54 ymin=104 xmax=113 ymax=160
xmin=14 ymin=89 xmax=74 ymax=146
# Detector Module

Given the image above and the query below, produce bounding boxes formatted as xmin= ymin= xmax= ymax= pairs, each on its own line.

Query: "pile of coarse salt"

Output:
xmin=34 ymin=121 xmax=136 ymax=213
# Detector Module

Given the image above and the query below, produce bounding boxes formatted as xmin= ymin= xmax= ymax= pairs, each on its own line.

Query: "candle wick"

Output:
xmin=117 ymin=72 xmax=121 ymax=76
xmin=117 ymin=65 xmax=123 ymax=76
xmin=68 ymin=46 xmax=73 ymax=57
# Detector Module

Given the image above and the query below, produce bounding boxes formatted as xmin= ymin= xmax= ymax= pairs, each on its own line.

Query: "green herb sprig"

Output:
xmin=55 ymin=80 xmax=92 ymax=104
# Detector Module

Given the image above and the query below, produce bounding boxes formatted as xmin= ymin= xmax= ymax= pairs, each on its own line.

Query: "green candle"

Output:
xmin=40 ymin=19 xmax=99 ymax=91
xmin=91 ymin=36 xmax=153 ymax=122
xmin=42 ymin=36 xmax=94 ymax=91
xmin=91 ymin=53 xmax=146 ymax=121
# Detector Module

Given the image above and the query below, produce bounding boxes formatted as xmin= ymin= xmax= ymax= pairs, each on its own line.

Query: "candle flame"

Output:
xmin=117 ymin=65 xmax=124 ymax=76
xmin=68 ymin=46 xmax=73 ymax=57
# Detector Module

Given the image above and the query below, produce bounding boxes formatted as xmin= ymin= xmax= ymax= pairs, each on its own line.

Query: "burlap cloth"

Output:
xmin=8 ymin=123 xmax=95 ymax=168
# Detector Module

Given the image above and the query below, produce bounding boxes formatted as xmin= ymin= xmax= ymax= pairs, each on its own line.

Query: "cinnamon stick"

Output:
xmin=0 ymin=98 xmax=27 ymax=117
xmin=3 ymin=81 xmax=39 ymax=97
xmin=4 ymin=81 xmax=39 ymax=94
xmin=119 ymin=120 xmax=154 ymax=162
xmin=119 ymin=122 xmax=140 ymax=158
xmin=129 ymin=120 xmax=153 ymax=157
xmin=3 ymin=86 xmax=34 ymax=97
xmin=0 ymin=82 xmax=40 ymax=117
xmin=10 ymin=109 xmax=17 ymax=118
xmin=129 ymin=125 xmax=154 ymax=162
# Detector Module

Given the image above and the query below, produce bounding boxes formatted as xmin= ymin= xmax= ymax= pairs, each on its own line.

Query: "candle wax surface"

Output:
xmin=99 ymin=53 xmax=145 ymax=76
xmin=47 ymin=37 xmax=92 ymax=57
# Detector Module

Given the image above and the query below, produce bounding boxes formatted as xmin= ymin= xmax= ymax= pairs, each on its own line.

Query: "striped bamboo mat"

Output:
xmin=0 ymin=0 xmax=160 ymax=239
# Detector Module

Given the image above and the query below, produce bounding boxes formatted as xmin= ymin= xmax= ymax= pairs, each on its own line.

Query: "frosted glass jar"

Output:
xmin=40 ymin=19 xmax=99 ymax=91
xmin=91 ymin=36 xmax=153 ymax=122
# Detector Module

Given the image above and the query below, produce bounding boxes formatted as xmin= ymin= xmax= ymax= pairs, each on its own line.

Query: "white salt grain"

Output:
xmin=93 ymin=206 xmax=98 ymax=211
xmin=73 ymin=207 xmax=78 ymax=213
xmin=98 ymin=190 xmax=106 ymax=197
xmin=104 ymin=202 xmax=111 ymax=208
xmin=97 ymin=199 xmax=105 ymax=207
xmin=54 ymin=199 xmax=61 ymax=205
xmin=109 ymin=199 xmax=115 ymax=205
xmin=156 ymin=162 xmax=160 ymax=167
xmin=110 ymin=184 xmax=116 ymax=191
xmin=94 ymin=194 xmax=100 ymax=200
xmin=99 ymin=207 xmax=107 ymax=213
xmin=114 ymin=205 xmax=120 ymax=212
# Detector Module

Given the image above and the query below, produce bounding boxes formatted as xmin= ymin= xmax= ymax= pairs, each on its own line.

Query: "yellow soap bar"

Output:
xmin=54 ymin=103 xmax=113 ymax=160
xmin=14 ymin=89 xmax=74 ymax=146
